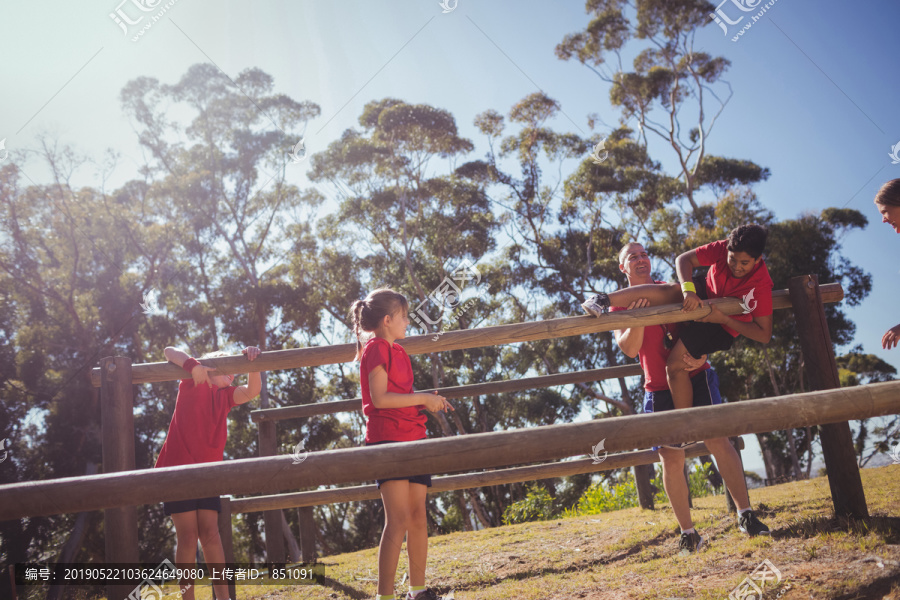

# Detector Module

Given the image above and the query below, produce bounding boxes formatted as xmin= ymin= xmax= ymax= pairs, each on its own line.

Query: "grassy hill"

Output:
xmin=196 ymin=465 xmax=900 ymax=599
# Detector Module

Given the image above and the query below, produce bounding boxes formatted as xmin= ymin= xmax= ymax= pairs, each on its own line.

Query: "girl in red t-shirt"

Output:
xmin=351 ymin=288 xmax=453 ymax=600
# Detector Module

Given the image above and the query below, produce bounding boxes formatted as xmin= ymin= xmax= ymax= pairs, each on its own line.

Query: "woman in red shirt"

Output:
xmin=351 ymin=289 xmax=453 ymax=600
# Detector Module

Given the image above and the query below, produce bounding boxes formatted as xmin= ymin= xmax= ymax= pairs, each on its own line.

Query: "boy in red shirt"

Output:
xmin=155 ymin=345 xmax=261 ymax=600
xmin=583 ymin=225 xmax=773 ymax=411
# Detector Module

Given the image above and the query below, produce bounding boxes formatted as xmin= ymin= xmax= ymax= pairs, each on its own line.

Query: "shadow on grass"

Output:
xmin=772 ymin=515 xmax=900 ymax=543
xmin=832 ymin=572 xmax=900 ymax=600
xmin=442 ymin=528 xmax=676 ymax=594
xmin=317 ymin=575 xmax=370 ymax=600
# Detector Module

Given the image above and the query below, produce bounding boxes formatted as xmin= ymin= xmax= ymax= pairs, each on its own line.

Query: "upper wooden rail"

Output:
xmin=2 ymin=376 xmax=892 ymax=522
xmin=249 ymin=363 xmax=643 ymax=422
xmin=90 ymin=284 xmax=844 ymax=386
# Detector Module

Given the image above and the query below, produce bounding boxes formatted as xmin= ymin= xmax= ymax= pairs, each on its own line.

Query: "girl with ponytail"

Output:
xmin=350 ymin=288 xmax=453 ymax=600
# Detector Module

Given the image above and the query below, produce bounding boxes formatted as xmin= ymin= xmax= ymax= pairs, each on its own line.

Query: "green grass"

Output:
xmin=156 ymin=465 xmax=900 ymax=599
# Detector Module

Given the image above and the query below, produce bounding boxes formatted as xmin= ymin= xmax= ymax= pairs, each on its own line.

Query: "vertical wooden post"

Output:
xmin=684 ymin=463 xmax=693 ymax=509
xmin=218 ymin=497 xmax=237 ymax=600
xmin=298 ymin=506 xmax=317 ymax=563
xmin=100 ymin=357 xmax=139 ymax=600
xmin=725 ymin=437 xmax=740 ymax=513
xmin=633 ymin=464 xmax=655 ymax=509
xmin=8 ymin=565 xmax=17 ymax=600
xmin=258 ymin=417 xmax=285 ymax=567
xmin=789 ymin=275 xmax=868 ymax=518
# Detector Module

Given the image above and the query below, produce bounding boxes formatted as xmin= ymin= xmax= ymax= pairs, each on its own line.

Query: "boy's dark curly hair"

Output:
xmin=726 ymin=224 xmax=768 ymax=259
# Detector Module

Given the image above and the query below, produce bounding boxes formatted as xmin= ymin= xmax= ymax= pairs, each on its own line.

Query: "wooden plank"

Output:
xmin=789 ymin=275 xmax=868 ymax=518
xmin=230 ymin=441 xmax=738 ymax=513
xmin=218 ymin=497 xmax=237 ymax=600
xmin=90 ymin=284 xmax=845 ymax=386
xmin=249 ymin=364 xmax=643 ymax=423
xmin=297 ymin=506 xmax=317 ymax=563
xmin=99 ymin=357 xmax=139 ymax=600
xmin=1 ymin=377 xmax=896 ymax=521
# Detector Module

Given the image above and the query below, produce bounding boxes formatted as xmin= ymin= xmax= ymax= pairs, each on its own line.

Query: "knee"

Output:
xmin=385 ymin=511 xmax=410 ymax=532
xmin=408 ymin=504 xmax=428 ymax=530
xmin=174 ymin=525 xmax=199 ymax=547
xmin=198 ymin=523 xmax=221 ymax=547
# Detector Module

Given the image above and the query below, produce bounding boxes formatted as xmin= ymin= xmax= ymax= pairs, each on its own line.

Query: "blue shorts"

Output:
xmin=163 ymin=496 xmax=221 ymax=516
xmin=644 ymin=369 xmax=722 ymax=450
xmin=365 ymin=440 xmax=433 ymax=489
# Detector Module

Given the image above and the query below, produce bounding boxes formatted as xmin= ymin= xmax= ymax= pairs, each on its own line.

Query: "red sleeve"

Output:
xmin=215 ymin=385 xmax=237 ymax=413
xmin=362 ymin=338 xmax=390 ymax=376
xmin=694 ymin=240 xmax=727 ymax=266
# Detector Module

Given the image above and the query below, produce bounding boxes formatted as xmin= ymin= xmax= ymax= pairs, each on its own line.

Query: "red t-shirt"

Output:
xmin=360 ymin=337 xmax=426 ymax=443
xmin=695 ymin=240 xmax=774 ymax=337
xmin=612 ymin=281 xmax=709 ymax=392
xmin=155 ymin=379 xmax=237 ymax=468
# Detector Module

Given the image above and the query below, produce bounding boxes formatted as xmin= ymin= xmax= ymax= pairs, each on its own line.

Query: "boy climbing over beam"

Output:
xmin=582 ymin=224 xmax=773 ymax=412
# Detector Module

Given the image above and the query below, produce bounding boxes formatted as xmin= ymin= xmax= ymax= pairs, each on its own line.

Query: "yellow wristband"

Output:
xmin=681 ymin=282 xmax=696 ymax=294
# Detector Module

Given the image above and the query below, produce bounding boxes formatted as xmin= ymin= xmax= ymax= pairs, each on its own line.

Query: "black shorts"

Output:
xmin=366 ymin=440 xmax=433 ymax=489
xmin=679 ymin=274 xmax=735 ymax=359
xmin=164 ymin=496 xmax=221 ymax=516
xmin=644 ymin=369 xmax=723 ymax=451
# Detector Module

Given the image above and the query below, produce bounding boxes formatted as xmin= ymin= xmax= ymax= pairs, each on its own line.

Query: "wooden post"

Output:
xmin=8 ymin=565 xmax=17 ymax=600
xmin=258 ymin=418 xmax=285 ymax=568
xmin=218 ymin=497 xmax=237 ymax=600
xmin=725 ymin=437 xmax=740 ymax=513
xmin=789 ymin=275 xmax=868 ymax=518
xmin=298 ymin=506 xmax=317 ymax=563
xmin=99 ymin=357 xmax=139 ymax=600
xmin=633 ymin=464 xmax=655 ymax=509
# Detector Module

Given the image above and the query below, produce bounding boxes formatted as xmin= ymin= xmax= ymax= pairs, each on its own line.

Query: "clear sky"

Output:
xmin=2 ymin=0 xmax=899 ymax=472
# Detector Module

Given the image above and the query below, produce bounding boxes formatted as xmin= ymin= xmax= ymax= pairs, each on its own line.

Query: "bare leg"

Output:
xmin=405 ymin=483 xmax=429 ymax=589
xmin=197 ymin=509 xmax=230 ymax=600
xmin=606 ymin=282 xmax=682 ymax=307
xmin=171 ymin=512 xmax=199 ymax=600
xmin=658 ymin=447 xmax=693 ymax=530
xmin=666 ymin=339 xmax=694 ymax=410
xmin=704 ymin=437 xmax=751 ymax=511
xmin=377 ymin=480 xmax=412 ymax=597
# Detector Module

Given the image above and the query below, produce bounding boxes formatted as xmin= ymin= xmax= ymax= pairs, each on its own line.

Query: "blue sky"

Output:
xmin=2 ymin=0 xmax=899 ymax=472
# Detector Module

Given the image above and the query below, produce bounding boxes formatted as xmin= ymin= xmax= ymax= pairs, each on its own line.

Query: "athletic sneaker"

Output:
xmin=406 ymin=590 xmax=447 ymax=600
xmin=738 ymin=510 xmax=770 ymax=536
xmin=581 ymin=292 xmax=611 ymax=317
xmin=679 ymin=530 xmax=705 ymax=555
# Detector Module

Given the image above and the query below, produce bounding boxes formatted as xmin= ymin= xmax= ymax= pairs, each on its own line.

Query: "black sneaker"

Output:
xmin=406 ymin=590 xmax=450 ymax=600
xmin=581 ymin=293 xmax=611 ymax=317
xmin=738 ymin=510 xmax=770 ymax=536
xmin=679 ymin=530 xmax=705 ymax=555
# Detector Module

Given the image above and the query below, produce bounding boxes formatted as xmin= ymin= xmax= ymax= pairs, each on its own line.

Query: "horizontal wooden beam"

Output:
xmin=230 ymin=439 xmax=742 ymax=513
xmin=1 ymin=375 xmax=891 ymax=522
xmin=249 ymin=364 xmax=643 ymax=423
xmin=90 ymin=284 xmax=844 ymax=386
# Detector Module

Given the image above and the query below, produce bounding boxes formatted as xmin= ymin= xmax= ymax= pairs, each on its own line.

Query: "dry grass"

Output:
xmin=164 ymin=465 xmax=900 ymax=600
